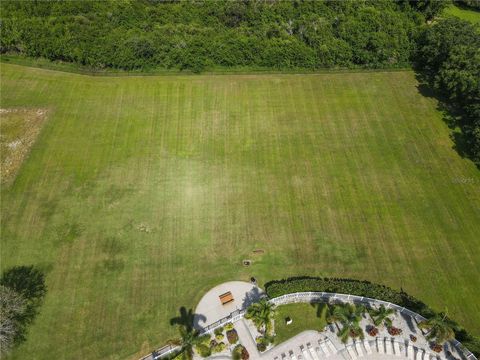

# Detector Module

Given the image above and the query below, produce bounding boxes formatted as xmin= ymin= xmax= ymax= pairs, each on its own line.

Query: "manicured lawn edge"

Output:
xmin=265 ymin=277 xmax=480 ymax=356
xmin=0 ymin=54 xmax=411 ymax=77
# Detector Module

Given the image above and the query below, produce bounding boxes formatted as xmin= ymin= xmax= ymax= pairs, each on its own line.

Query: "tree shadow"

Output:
xmin=399 ymin=311 xmax=417 ymax=333
xmin=0 ymin=265 xmax=47 ymax=301
xmin=414 ymin=72 xmax=478 ymax=167
xmin=241 ymin=286 xmax=264 ymax=310
xmin=171 ymin=306 xmax=207 ymax=333
xmin=310 ymin=301 xmax=328 ymax=319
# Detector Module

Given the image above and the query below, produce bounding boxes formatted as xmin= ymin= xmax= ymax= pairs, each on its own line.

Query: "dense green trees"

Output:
xmin=415 ymin=18 xmax=480 ymax=166
xmin=0 ymin=266 xmax=46 ymax=356
xmin=0 ymin=0 xmax=425 ymax=72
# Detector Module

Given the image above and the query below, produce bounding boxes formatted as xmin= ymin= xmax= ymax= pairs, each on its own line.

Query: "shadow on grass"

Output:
xmin=241 ymin=286 xmax=264 ymax=310
xmin=414 ymin=72 xmax=478 ymax=168
xmin=171 ymin=306 xmax=206 ymax=333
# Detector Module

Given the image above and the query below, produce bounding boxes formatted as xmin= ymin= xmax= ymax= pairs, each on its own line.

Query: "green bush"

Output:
xmin=195 ymin=343 xmax=211 ymax=358
xmin=224 ymin=322 xmax=234 ymax=331
xmin=256 ymin=342 xmax=267 ymax=352
xmin=212 ymin=342 xmax=226 ymax=353
xmin=0 ymin=0 xmax=427 ymax=72
xmin=226 ymin=329 xmax=239 ymax=344
xmin=232 ymin=344 xmax=246 ymax=360
xmin=265 ymin=277 xmax=480 ymax=357
xmin=198 ymin=334 xmax=212 ymax=347
xmin=214 ymin=326 xmax=224 ymax=336
xmin=215 ymin=333 xmax=224 ymax=341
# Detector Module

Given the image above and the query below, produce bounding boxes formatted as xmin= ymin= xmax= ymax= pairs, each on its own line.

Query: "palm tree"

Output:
xmin=369 ymin=305 xmax=396 ymax=328
xmin=418 ymin=313 xmax=455 ymax=345
xmin=325 ymin=303 xmax=343 ymax=331
xmin=177 ymin=325 xmax=202 ymax=360
xmin=333 ymin=303 xmax=366 ymax=344
xmin=169 ymin=307 xmax=205 ymax=359
xmin=244 ymin=298 xmax=276 ymax=335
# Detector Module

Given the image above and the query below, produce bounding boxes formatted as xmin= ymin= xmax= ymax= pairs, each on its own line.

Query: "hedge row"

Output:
xmin=265 ymin=276 xmax=480 ymax=356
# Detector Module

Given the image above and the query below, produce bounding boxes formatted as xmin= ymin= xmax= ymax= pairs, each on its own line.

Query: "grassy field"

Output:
xmin=1 ymin=64 xmax=479 ymax=360
xmin=274 ymin=303 xmax=327 ymax=344
xmin=443 ymin=4 xmax=480 ymax=24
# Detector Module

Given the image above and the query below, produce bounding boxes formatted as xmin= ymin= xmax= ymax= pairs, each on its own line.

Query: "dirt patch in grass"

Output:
xmin=0 ymin=108 xmax=48 ymax=186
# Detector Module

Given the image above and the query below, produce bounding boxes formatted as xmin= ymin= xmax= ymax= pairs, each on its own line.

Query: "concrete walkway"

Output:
xmin=194 ymin=281 xmax=264 ymax=331
xmin=235 ymin=319 xmax=261 ymax=360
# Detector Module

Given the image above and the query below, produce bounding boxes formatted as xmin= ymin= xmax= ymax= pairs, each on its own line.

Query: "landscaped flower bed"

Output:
xmin=227 ymin=329 xmax=239 ymax=344
xmin=232 ymin=344 xmax=249 ymax=360
xmin=367 ymin=326 xmax=379 ymax=337
xmin=388 ymin=326 xmax=403 ymax=336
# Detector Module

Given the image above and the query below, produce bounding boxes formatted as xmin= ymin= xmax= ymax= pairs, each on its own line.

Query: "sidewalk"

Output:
xmin=235 ymin=319 xmax=261 ymax=360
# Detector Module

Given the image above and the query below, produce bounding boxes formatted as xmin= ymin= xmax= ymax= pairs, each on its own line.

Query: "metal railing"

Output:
xmin=142 ymin=291 xmax=478 ymax=360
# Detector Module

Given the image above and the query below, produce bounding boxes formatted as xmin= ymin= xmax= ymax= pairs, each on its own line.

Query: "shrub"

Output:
xmin=224 ymin=322 xmax=234 ymax=331
xmin=388 ymin=326 xmax=403 ymax=336
xmin=226 ymin=329 xmax=239 ymax=344
xmin=195 ymin=343 xmax=211 ymax=358
xmin=256 ymin=342 xmax=267 ymax=352
xmin=367 ymin=326 xmax=379 ymax=337
xmin=256 ymin=335 xmax=270 ymax=351
xmin=214 ymin=327 xmax=224 ymax=336
xmin=431 ymin=344 xmax=443 ymax=353
xmin=198 ymin=334 xmax=211 ymax=347
xmin=212 ymin=342 xmax=226 ymax=353
xmin=215 ymin=333 xmax=224 ymax=341
xmin=232 ymin=345 xmax=249 ymax=360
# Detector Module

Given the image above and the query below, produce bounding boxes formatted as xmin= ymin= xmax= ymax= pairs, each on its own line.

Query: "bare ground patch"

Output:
xmin=0 ymin=108 xmax=48 ymax=185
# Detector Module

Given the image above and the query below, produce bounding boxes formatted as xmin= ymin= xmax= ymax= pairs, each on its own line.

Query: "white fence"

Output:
xmin=142 ymin=291 xmax=478 ymax=360
xmin=270 ymin=292 xmax=477 ymax=360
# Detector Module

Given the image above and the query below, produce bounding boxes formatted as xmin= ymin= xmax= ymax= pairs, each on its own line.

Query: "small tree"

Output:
xmin=333 ymin=304 xmax=366 ymax=343
xmin=177 ymin=325 xmax=203 ymax=360
xmin=369 ymin=305 xmax=396 ymax=328
xmin=244 ymin=298 xmax=275 ymax=335
xmin=418 ymin=313 xmax=455 ymax=345
xmin=325 ymin=303 xmax=343 ymax=331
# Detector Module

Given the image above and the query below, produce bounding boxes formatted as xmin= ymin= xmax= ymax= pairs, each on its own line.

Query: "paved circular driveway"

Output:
xmin=193 ymin=281 xmax=264 ymax=330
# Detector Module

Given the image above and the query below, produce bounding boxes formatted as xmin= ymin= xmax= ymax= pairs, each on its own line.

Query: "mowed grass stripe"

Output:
xmin=1 ymin=65 xmax=479 ymax=360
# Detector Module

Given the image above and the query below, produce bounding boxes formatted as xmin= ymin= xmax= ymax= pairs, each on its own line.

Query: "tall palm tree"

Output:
xmin=169 ymin=307 xmax=204 ymax=360
xmin=325 ymin=303 xmax=343 ymax=331
xmin=369 ymin=305 xmax=396 ymax=328
xmin=418 ymin=313 xmax=455 ymax=344
xmin=244 ymin=298 xmax=276 ymax=335
xmin=177 ymin=325 xmax=202 ymax=360
xmin=333 ymin=303 xmax=366 ymax=343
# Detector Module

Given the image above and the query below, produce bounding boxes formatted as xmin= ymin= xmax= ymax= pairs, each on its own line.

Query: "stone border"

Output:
xmin=141 ymin=291 xmax=477 ymax=360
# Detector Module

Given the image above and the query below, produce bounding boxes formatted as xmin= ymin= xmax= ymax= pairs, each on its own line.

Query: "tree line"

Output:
xmin=1 ymin=0 xmax=441 ymax=72
xmin=2 ymin=1 xmax=477 ymax=163
xmin=415 ymin=17 xmax=480 ymax=166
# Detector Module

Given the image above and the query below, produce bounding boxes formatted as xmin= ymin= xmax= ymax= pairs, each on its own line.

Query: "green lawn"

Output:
xmin=443 ymin=4 xmax=480 ymax=24
xmin=1 ymin=64 xmax=479 ymax=360
xmin=274 ymin=303 xmax=327 ymax=344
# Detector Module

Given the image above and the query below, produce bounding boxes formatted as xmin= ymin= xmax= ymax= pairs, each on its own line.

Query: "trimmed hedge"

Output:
xmin=265 ymin=276 xmax=480 ymax=356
